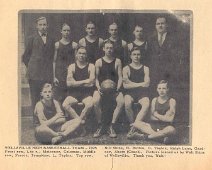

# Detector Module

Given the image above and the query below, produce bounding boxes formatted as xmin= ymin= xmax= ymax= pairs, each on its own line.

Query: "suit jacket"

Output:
xmin=22 ymin=32 xmax=55 ymax=82
xmin=148 ymin=32 xmax=179 ymax=82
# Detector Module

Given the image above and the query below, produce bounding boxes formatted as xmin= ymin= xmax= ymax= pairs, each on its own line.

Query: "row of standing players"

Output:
xmin=22 ymin=16 xmax=179 ymax=144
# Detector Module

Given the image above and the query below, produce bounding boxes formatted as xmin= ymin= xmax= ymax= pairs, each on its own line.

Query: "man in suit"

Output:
xmin=22 ymin=17 xmax=55 ymax=114
xmin=148 ymin=16 xmax=179 ymax=96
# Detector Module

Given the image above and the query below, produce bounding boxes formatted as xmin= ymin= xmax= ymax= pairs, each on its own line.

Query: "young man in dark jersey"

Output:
xmin=79 ymin=21 xmax=104 ymax=64
xmin=128 ymin=25 xmax=149 ymax=66
xmin=62 ymin=46 xmax=95 ymax=136
xmin=93 ymin=40 xmax=124 ymax=138
xmin=34 ymin=83 xmax=81 ymax=144
xmin=123 ymin=47 xmax=150 ymax=138
xmin=53 ymin=23 xmax=78 ymax=103
xmin=105 ymin=22 xmax=128 ymax=66
xmin=130 ymin=80 xmax=176 ymax=144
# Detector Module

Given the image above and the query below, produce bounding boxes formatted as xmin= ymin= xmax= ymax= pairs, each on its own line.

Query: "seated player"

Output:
xmin=34 ymin=83 xmax=82 ymax=145
xmin=93 ymin=40 xmax=124 ymax=138
xmin=123 ymin=47 xmax=150 ymax=138
xmin=62 ymin=46 xmax=95 ymax=136
xmin=79 ymin=21 xmax=104 ymax=64
xmin=130 ymin=80 xmax=177 ymax=144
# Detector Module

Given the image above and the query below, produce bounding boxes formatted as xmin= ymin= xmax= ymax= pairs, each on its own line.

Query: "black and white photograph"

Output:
xmin=19 ymin=10 xmax=191 ymax=145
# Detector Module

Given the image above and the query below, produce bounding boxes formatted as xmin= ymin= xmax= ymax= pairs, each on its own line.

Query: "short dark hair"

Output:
xmin=85 ymin=21 xmax=96 ymax=28
xmin=76 ymin=46 xmax=87 ymax=53
xmin=156 ymin=16 xmax=167 ymax=24
xmin=61 ymin=23 xmax=70 ymax=30
xmin=134 ymin=24 xmax=143 ymax=30
xmin=41 ymin=83 xmax=52 ymax=92
xmin=103 ymin=39 xmax=114 ymax=47
xmin=109 ymin=22 xmax=118 ymax=29
xmin=36 ymin=16 xmax=47 ymax=24
xmin=157 ymin=80 xmax=169 ymax=88
xmin=130 ymin=47 xmax=141 ymax=55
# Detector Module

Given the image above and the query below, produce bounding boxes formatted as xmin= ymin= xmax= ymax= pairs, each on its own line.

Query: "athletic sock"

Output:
xmin=111 ymin=123 xmax=115 ymax=128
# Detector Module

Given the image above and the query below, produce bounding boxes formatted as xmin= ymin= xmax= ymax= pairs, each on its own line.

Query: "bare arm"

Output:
xmin=150 ymin=98 xmax=159 ymax=120
xmin=123 ymin=66 xmax=150 ymax=89
xmin=53 ymin=42 xmax=59 ymax=82
xmin=122 ymin=40 xmax=128 ymax=66
xmin=72 ymin=41 xmax=78 ymax=56
xmin=84 ymin=64 xmax=95 ymax=87
xmin=95 ymin=59 xmax=101 ymax=90
xmin=139 ymin=66 xmax=150 ymax=87
xmin=53 ymin=100 xmax=66 ymax=124
xmin=79 ymin=38 xmax=86 ymax=47
xmin=116 ymin=59 xmax=123 ymax=91
xmin=153 ymin=98 xmax=176 ymax=123
xmin=99 ymin=38 xmax=104 ymax=48
xmin=127 ymin=43 xmax=133 ymax=61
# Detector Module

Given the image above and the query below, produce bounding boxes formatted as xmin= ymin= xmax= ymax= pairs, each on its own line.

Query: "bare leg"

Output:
xmin=81 ymin=96 xmax=93 ymax=120
xmin=112 ymin=92 xmax=124 ymax=124
xmin=135 ymin=97 xmax=150 ymax=122
xmin=60 ymin=118 xmax=82 ymax=136
xmin=93 ymin=91 xmax=102 ymax=124
xmin=124 ymin=95 xmax=134 ymax=124
xmin=148 ymin=126 xmax=176 ymax=139
xmin=62 ymin=96 xmax=79 ymax=119
xmin=133 ymin=121 xmax=176 ymax=139
xmin=35 ymin=125 xmax=58 ymax=143
xmin=133 ymin=121 xmax=156 ymax=135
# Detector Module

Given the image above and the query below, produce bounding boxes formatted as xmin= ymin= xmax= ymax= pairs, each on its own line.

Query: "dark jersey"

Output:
xmin=34 ymin=100 xmax=57 ymax=125
xmin=73 ymin=63 xmax=89 ymax=81
xmin=105 ymin=38 xmax=126 ymax=66
xmin=125 ymin=65 xmax=149 ymax=99
xmin=84 ymin=37 xmax=101 ymax=64
xmin=155 ymin=97 xmax=171 ymax=115
xmin=68 ymin=63 xmax=94 ymax=100
xmin=55 ymin=41 xmax=75 ymax=82
xmin=130 ymin=41 xmax=149 ymax=65
xmin=99 ymin=58 xmax=118 ymax=84
xmin=128 ymin=65 xmax=145 ymax=83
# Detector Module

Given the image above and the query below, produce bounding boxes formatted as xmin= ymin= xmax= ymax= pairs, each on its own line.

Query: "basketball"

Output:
xmin=100 ymin=79 xmax=117 ymax=94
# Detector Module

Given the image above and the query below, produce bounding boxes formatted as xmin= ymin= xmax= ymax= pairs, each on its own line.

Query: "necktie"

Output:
xmin=41 ymin=33 xmax=46 ymax=37
xmin=158 ymin=33 xmax=163 ymax=47
xmin=41 ymin=33 xmax=47 ymax=44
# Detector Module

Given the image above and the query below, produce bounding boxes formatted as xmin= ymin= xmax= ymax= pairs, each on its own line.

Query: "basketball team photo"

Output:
xmin=19 ymin=10 xmax=192 ymax=145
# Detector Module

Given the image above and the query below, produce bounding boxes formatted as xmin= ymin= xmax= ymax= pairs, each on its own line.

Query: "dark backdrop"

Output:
xmin=20 ymin=11 xmax=191 ymax=125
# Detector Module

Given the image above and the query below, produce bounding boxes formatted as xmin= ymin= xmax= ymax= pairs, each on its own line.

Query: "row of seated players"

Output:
xmin=34 ymin=44 xmax=177 ymax=145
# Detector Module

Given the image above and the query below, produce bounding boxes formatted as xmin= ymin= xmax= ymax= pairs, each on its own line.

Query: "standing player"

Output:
xmin=79 ymin=21 xmax=104 ymax=64
xmin=22 ymin=17 xmax=55 ymax=113
xmin=34 ymin=83 xmax=82 ymax=145
xmin=62 ymin=47 xmax=95 ymax=135
xmin=105 ymin=22 xmax=128 ymax=66
xmin=123 ymin=47 xmax=150 ymax=138
xmin=53 ymin=23 xmax=78 ymax=103
xmin=130 ymin=80 xmax=176 ymax=144
xmin=128 ymin=25 xmax=149 ymax=66
xmin=93 ymin=40 xmax=124 ymax=138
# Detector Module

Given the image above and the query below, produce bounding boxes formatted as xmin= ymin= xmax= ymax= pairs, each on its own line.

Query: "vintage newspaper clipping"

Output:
xmin=0 ymin=0 xmax=212 ymax=170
